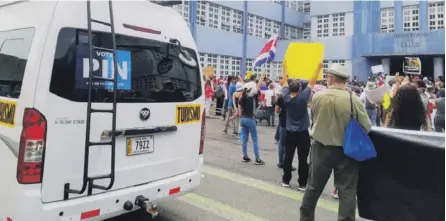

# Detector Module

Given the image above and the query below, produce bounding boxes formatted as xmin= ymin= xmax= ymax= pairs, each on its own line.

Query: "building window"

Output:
xmin=285 ymin=0 xmax=301 ymax=12
xmin=232 ymin=9 xmax=243 ymax=33
xmin=322 ymin=60 xmax=329 ymax=80
xmin=381 ymin=7 xmax=395 ymax=33
xmin=264 ymin=19 xmax=272 ymax=39
xmin=246 ymin=58 xmax=254 ymax=72
xmin=196 ymin=1 xmax=207 ymax=26
xmin=219 ymin=55 xmax=230 ymax=77
xmin=199 ymin=53 xmax=205 ymax=68
xmin=304 ymin=0 xmax=311 ymax=13
xmin=303 ymin=22 xmax=311 ymax=39
xmin=332 ymin=13 xmax=345 ymax=36
xmin=284 ymin=25 xmax=290 ymax=39
xmin=272 ymin=21 xmax=280 ymax=35
xmin=220 ymin=6 xmax=231 ymax=32
xmin=403 ymin=5 xmax=419 ymax=32
xmin=331 ymin=60 xmax=346 ymax=66
xmin=429 ymin=2 xmax=445 ymax=30
xmin=171 ymin=1 xmax=189 ymax=23
xmin=316 ymin=15 xmax=329 ymax=37
xmin=247 ymin=14 xmax=255 ymax=36
xmin=254 ymin=15 xmax=264 ymax=38
xmin=208 ymin=3 xmax=220 ymax=29
xmin=231 ymin=57 xmax=241 ymax=76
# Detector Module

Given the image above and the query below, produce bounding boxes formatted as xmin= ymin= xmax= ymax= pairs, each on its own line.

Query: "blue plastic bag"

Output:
xmin=343 ymin=92 xmax=377 ymax=161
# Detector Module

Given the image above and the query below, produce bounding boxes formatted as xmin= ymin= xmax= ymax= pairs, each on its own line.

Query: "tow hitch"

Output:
xmin=135 ymin=195 xmax=159 ymax=218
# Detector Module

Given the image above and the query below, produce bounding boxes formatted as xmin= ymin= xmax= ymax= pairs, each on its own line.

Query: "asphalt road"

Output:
xmin=109 ymin=117 xmax=360 ymax=221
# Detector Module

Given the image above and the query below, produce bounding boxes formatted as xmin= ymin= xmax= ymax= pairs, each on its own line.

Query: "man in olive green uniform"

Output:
xmin=300 ymin=64 xmax=371 ymax=221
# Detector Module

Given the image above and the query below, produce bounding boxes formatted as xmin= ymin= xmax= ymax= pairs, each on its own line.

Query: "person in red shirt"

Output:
xmin=205 ymin=79 xmax=214 ymax=117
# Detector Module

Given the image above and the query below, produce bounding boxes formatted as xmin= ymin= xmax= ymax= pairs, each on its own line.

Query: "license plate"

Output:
xmin=127 ymin=136 xmax=154 ymax=156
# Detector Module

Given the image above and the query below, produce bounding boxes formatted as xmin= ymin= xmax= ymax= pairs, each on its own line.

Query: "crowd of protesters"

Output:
xmin=202 ymin=64 xmax=445 ymax=221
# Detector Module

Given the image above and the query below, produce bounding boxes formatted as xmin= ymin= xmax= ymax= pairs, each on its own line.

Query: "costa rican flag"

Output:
xmin=252 ymin=34 xmax=279 ymax=69
xmin=377 ymin=73 xmax=386 ymax=87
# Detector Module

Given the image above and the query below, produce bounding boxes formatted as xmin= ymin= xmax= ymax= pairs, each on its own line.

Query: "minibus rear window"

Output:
xmin=49 ymin=28 xmax=202 ymax=103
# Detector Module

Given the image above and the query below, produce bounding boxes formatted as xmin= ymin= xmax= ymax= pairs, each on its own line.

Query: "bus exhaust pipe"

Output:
xmin=135 ymin=195 xmax=159 ymax=218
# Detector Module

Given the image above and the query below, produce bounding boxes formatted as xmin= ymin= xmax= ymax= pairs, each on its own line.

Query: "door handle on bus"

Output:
xmin=100 ymin=126 xmax=178 ymax=139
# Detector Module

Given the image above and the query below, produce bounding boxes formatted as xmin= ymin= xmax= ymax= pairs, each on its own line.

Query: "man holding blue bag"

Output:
xmin=300 ymin=63 xmax=372 ymax=221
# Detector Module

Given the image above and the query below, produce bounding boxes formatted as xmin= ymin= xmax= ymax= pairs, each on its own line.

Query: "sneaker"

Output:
xmin=281 ymin=181 xmax=290 ymax=187
xmin=222 ymin=130 xmax=227 ymax=134
xmin=241 ymin=157 xmax=251 ymax=163
xmin=254 ymin=159 xmax=265 ymax=165
xmin=277 ymin=164 xmax=296 ymax=171
xmin=331 ymin=189 xmax=339 ymax=199
xmin=297 ymin=185 xmax=307 ymax=191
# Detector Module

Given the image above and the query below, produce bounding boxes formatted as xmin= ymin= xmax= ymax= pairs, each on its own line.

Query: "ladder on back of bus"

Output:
xmin=63 ymin=0 xmax=119 ymax=200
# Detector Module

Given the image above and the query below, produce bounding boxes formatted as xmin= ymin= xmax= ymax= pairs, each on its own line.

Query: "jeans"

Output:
xmin=240 ymin=117 xmax=260 ymax=160
xmin=366 ymin=108 xmax=377 ymax=126
xmin=205 ymin=98 xmax=212 ymax=116
xmin=434 ymin=115 xmax=445 ymax=132
xmin=300 ymin=141 xmax=359 ymax=221
xmin=223 ymin=99 xmax=229 ymax=119
xmin=224 ymin=108 xmax=238 ymax=133
xmin=274 ymin=124 xmax=280 ymax=141
xmin=266 ymin=106 xmax=275 ymax=125
xmin=277 ymin=126 xmax=287 ymax=165
xmin=282 ymin=129 xmax=311 ymax=186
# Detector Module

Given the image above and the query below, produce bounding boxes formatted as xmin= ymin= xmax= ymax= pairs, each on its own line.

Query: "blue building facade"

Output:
xmin=166 ymin=0 xmax=445 ymax=80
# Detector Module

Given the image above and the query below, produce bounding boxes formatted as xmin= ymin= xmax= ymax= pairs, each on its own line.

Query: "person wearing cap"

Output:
xmin=238 ymin=73 xmax=266 ymax=165
xmin=229 ymin=81 xmax=245 ymax=138
xmin=300 ymin=63 xmax=371 ymax=221
xmin=280 ymin=61 xmax=321 ymax=191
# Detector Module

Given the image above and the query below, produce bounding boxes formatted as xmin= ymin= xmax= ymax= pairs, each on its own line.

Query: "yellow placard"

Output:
xmin=0 ymin=98 xmax=17 ymax=128
xmin=176 ymin=104 xmax=202 ymax=125
xmin=202 ymin=66 xmax=214 ymax=78
xmin=284 ymin=43 xmax=324 ymax=80
xmin=245 ymin=71 xmax=254 ymax=80
xmin=382 ymin=92 xmax=391 ymax=110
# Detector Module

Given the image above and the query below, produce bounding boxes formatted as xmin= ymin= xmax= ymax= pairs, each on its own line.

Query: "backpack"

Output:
xmin=214 ymin=84 xmax=224 ymax=98
xmin=365 ymin=97 xmax=376 ymax=110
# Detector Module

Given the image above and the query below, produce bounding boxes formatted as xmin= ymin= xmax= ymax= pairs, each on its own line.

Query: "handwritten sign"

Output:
xmin=284 ymin=43 xmax=324 ymax=80
xmin=371 ymin=65 xmax=384 ymax=74
xmin=202 ymin=66 xmax=214 ymax=78
xmin=245 ymin=71 xmax=253 ymax=80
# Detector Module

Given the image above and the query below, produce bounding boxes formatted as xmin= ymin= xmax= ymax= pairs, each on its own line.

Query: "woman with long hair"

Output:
xmin=384 ymin=83 xmax=429 ymax=131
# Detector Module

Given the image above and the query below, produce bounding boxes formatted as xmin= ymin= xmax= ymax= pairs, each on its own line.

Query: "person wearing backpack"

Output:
xmin=214 ymin=80 xmax=225 ymax=116
xmin=360 ymin=82 xmax=378 ymax=126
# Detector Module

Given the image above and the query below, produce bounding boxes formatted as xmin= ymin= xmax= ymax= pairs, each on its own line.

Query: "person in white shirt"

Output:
xmin=360 ymin=82 xmax=378 ymax=126
xmin=264 ymin=84 xmax=276 ymax=126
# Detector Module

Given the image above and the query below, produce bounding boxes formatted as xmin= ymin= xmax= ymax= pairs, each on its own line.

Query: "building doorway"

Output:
xmin=389 ymin=56 xmax=435 ymax=79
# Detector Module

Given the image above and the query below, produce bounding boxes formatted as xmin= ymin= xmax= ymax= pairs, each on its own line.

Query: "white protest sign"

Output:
xmin=371 ymin=65 xmax=384 ymax=74
xmin=365 ymin=85 xmax=391 ymax=103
